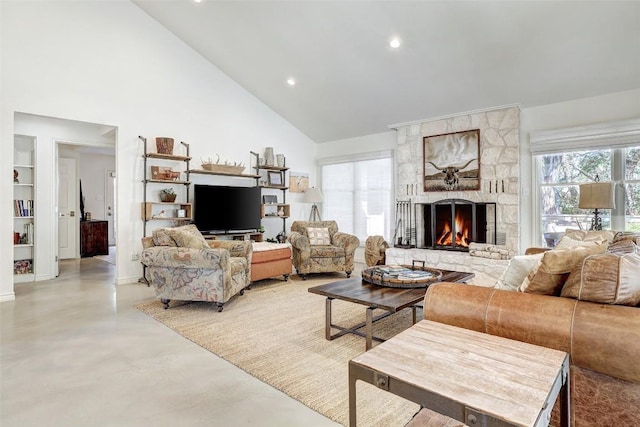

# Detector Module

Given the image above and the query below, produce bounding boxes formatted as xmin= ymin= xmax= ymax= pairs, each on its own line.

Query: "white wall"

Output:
xmin=1 ymin=0 xmax=316 ymax=300
xmin=519 ymin=88 xmax=640 ymax=250
xmin=316 ymin=131 xmax=396 ymax=160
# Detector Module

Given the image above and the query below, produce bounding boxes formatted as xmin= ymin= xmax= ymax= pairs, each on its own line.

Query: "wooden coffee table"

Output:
xmin=349 ymin=320 xmax=570 ymax=427
xmin=307 ymin=269 xmax=474 ymax=350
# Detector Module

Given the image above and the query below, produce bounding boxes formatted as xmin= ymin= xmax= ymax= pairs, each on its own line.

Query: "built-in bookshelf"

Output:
xmin=13 ymin=134 xmax=36 ymax=282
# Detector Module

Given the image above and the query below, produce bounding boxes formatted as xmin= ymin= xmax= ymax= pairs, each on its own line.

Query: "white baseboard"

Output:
xmin=116 ymin=275 xmax=143 ymax=286
xmin=0 ymin=292 xmax=16 ymax=302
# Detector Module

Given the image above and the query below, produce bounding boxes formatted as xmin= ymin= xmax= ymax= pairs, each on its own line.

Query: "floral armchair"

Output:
xmin=288 ymin=220 xmax=360 ymax=280
xmin=141 ymin=225 xmax=252 ymax=311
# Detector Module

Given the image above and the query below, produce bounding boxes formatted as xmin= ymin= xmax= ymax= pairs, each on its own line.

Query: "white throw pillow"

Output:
xmin=306 ymin=227 xmax=331 ymax=245
xmin=494 ymin=253 xmax=544 ymax=291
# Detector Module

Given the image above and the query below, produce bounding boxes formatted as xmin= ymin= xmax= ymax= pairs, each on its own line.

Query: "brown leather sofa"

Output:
xmin=409 ymin=282 xmax=640 ymax=426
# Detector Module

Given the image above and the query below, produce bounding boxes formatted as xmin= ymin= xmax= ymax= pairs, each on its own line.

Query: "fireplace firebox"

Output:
xmin=415 ymin=199 xmax=496 ymax=251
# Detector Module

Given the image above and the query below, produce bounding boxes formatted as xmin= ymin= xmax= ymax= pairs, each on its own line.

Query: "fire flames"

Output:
xmin=436 ymin=211 xmax=471 ymax=248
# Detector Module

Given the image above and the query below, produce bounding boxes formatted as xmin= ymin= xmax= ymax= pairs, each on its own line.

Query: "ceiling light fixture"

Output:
xmin=194 ymin=0 xmax=202 ymax=3
xmin=389 ymin=38 xmax=401 ymax=49
xmin=287 ymin=78 xmax=296 ymax=86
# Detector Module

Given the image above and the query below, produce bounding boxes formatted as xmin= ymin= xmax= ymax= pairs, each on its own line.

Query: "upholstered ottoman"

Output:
xmin=250 ymin=242 xmax=292 ymax=283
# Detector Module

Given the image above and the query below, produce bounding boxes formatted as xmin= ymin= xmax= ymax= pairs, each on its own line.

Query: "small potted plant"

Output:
xmin=159 ymin=188 xmax=176 ymax=203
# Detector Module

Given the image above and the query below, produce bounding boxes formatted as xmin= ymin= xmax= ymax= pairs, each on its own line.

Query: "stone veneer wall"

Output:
xmin=395 ymin=106 xmax=521 ymax=255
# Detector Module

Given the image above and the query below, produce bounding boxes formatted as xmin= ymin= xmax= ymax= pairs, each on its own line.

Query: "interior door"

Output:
xmin=106 ymin=170 xmax=116 ymax=246
xmin=58 ymin=157 xmax=78 ymax=259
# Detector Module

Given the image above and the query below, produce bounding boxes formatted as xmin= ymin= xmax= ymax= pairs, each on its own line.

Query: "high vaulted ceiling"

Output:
xmin=133 ymin=1 xmax=640 ymax=143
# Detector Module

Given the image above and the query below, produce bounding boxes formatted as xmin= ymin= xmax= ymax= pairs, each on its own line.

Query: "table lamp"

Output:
xmin=578 ymin=175 xmax=615 ymax=231
xmin=304 ymin=187 xmax=323 ymax=221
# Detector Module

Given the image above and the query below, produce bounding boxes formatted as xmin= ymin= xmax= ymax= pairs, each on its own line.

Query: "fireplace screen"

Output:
xmin=415 ymin=199 xmax=496 ymax=251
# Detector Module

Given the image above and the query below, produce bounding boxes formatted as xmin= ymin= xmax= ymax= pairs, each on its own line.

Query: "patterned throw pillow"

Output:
xmin=152 ymin=228 xmax=178 ymax=246
xmin=607 ymin=240 xmax=638 ymax=255
xmin=306 ymin=227 xmax=331 ymax=246
xmin=167 ymin=224 xmax=209 ymax=249
xmin=612 ymin=231 xmax=640 ymax=246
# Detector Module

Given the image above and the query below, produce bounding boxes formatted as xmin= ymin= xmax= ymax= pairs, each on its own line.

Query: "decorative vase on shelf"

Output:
xmin=264 ymin=147 xmax=274 ymax=166
xmin=276 ymin=154 xmax=285 ymax=168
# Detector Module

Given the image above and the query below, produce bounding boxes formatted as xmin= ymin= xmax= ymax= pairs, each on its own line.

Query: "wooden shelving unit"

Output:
xmin=141 ymin=202 xmax=192 ymax=221
xmin=261 ymin=204 xmax=290 ymax=219
xmin=139 ymin=136 xmax=192 ymax=237
xmin=251 ymin=151 xmax=289 ymax=237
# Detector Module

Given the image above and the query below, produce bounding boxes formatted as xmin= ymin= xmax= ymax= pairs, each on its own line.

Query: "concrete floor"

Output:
xmin=1 ymin=257 xmax=340 ymax=427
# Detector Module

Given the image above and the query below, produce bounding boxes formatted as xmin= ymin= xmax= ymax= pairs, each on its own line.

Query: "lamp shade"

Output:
xmin=303 ymin=187 xmax=323 ymax=203
xmin=579 ymin=182 xmax=616 ymax=209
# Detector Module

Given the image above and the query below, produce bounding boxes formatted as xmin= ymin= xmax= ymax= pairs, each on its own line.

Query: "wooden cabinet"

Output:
xmin=81 ymin=220 xmax=108 ymax=257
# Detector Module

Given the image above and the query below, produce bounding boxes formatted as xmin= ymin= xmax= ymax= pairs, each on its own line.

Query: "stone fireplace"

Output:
xmin=386 ymin=106 xmax=521 ymax=284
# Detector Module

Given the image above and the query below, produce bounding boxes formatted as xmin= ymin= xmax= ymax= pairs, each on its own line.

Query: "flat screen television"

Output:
xmin=193 ymin=184 xmax=261 ymax=234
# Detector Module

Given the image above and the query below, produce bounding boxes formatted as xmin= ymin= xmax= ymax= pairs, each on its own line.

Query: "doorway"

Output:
xmin=57 ymin=144 xmax=116 ymax=269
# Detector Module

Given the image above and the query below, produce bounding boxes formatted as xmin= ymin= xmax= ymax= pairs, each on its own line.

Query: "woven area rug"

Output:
xmin=136 ymin=274 xmax=420 ymax=426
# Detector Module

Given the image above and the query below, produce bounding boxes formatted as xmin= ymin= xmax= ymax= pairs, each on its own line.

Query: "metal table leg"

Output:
xmin=560 ymin=356 xmax=571 ymax=427
xmin=365 ymin=307 xmax=374 ymax=350
xmin=325 ymin=297 xmax=333 ymax=340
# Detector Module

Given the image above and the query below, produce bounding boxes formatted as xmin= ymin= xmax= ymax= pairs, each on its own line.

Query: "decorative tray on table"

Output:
xmin=361 ymin=262 xmax=443 ymax=288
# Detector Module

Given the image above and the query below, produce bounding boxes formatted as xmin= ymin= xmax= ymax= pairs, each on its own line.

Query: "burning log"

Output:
xmin=437 ymin=231 xmax=451 ymax=245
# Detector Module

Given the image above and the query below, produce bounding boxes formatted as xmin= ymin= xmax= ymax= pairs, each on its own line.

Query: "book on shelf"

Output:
xmin=24 ymin=222 xmax=34 ymax=244
xmin=13 ymin=199 xmax=34 ymax=217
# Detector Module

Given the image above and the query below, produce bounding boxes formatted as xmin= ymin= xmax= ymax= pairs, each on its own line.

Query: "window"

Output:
xmin=538 ymin=149 xmax=613 ymax=235
xmin=624 ymin=147 xmax=640 ymax=231
xmin=320 ymin=152 xmax=393 ymax=244
xmin=531 ymin=119 xmax=640 ymax=246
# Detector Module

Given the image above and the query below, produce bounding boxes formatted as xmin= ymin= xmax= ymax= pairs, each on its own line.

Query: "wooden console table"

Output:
xmin=349 ymin=320 xmax=569 ymax=427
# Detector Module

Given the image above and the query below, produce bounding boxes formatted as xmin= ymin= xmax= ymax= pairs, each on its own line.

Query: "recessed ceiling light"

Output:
xmin=286 ymin=78 xmax=296 ymax=86
xmin=194 ymin=0 xmax=202 ymax=3
xmin=389 ymin=38 xmax=401 ymax=49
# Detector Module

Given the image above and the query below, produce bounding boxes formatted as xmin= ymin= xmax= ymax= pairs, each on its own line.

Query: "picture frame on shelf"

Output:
xmin=267 ymin=171 xmax=283 ymax=186
xmin=262 ymin=195 xmax=278 ymax=204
